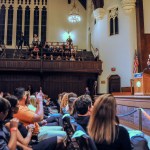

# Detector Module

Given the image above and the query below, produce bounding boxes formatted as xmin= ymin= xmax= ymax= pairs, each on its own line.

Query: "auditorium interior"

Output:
xmin=0 ymin=0 xmax=150 ymax=149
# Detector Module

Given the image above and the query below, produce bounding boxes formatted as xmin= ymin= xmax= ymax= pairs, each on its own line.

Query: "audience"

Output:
xmin=0 ymin=87 xmax=139 ymax=150
xmin=88 ymin=94 xmax=132 ymax=150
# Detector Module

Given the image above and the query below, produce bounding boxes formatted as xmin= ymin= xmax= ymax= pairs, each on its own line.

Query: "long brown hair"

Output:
xmin=88 ymin=94 xmax=117 ymax=144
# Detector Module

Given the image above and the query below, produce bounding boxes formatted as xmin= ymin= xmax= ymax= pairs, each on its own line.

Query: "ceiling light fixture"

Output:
xmin=68 ymin=0 xmax=81 ymax=23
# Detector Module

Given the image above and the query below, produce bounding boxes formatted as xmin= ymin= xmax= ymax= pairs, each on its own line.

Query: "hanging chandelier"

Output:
xmin=68 ymin=0 xmax=81 ymax=23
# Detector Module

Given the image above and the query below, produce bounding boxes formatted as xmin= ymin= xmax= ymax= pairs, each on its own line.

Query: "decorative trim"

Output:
xmin=121 ymin=0 xmax=136 ymax=13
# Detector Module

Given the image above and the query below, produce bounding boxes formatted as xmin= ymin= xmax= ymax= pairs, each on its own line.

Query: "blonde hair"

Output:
xmin=88 ymin=94 xmax=117 ymax=144
xmin=29 ymin=95 xmax=37 ymax=108
xmin=60 ymin=93 xmax=69 ymax=113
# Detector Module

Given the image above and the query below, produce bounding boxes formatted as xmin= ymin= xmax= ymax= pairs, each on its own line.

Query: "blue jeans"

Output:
xmin=38 ymin=126 xmax=66 ymax=141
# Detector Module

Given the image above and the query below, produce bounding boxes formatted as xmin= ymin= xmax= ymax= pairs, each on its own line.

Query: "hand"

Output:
xmin=26 ymin=124 xmax=35 ymax=132
xmin=10 ymin=118 xmax=19 ymax=129
xmin=41 ymin=120 xmax=47 ymax=125
xmin=36 ymin=92 xmax=43 ymax=103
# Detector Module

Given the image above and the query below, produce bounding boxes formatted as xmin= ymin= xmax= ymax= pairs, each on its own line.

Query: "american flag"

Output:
xmin=133 ymin=52 xmax=139 ymax=73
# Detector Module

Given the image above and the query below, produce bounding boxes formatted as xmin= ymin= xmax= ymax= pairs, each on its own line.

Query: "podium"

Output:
xmin=134 ymin=72 xmax=150 ymax=95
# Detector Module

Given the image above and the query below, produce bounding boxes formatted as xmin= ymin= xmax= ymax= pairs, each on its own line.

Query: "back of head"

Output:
xmin=75 ymin=95 xmax=92 ymax=115
xmin=0 ymin=97 xmax=10 ymax=117
xmin=5 ymin=95 xmax=18 ymax=119
xmin=88 ymin=94 xmax=116 ymax=144
xmin=14 ymin=87 xmax=25 ymax=100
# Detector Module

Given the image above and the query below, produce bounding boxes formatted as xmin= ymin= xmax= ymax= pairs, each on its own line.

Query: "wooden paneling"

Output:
xmin=0 ymin=59 xmax=102 ymax=99
xmin=136 ymin=0 xmax=150 ymax=70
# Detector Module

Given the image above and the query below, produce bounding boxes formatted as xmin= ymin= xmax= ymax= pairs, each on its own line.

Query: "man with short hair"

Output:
xmin=14 ymin=87 xmax=66 ymax=141
xmin=74 ymin=95 xmax=93 ymax=132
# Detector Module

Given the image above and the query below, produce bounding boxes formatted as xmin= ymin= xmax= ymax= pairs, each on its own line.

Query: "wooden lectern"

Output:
xmin=134 ymin=72 xmax=150 ymax=95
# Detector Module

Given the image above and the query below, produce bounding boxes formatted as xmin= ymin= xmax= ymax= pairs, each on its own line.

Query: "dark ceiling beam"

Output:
xmin=68 ymin=0 xmax=87 ymax=9
xmin=78 ymin=0 xmax=87 ymax=9
xmin=92 ymin=0 xmax=104 ymax=9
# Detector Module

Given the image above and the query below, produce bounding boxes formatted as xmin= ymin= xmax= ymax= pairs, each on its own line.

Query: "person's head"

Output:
xmin=14 ymin=87 xmax=27 ymax=101
xmin=0 ymin=97 xmax=11 ymax=120
xmin=68 ymin=97 xmax=77 ymax=114
xmin=75 ymin=95 xmax=92 ymax=116
xmin=88 ymin=94 xmax=117 ymax=144
xmin=29 ymin=95 xmax=37 ymax=108
xmin=5 ymin=95 xmax=19 ymax=119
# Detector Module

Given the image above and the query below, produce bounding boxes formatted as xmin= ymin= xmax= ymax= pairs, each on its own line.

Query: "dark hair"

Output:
xmin=14 ymin=87 xmax=25 ymax=100
xmin=75 ymin=95 xmax=92 ymax=115
xmin=5 ymin=95 xmax=18 ymax=108
xmin=5 ymin=95 xmax=18 ymax=119
xmin=0 ymin=97 xmax=11 ymax=114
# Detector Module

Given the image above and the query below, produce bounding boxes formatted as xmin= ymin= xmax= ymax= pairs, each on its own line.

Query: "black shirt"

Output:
xmin=95 ymin=126 xmax=132 ymax=150
xmin=75 ymin=115 xmax=90 ymax=133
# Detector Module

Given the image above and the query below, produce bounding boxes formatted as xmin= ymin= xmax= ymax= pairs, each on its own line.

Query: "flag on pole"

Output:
xmin=133 ymin=51 xmax=139 ymax=73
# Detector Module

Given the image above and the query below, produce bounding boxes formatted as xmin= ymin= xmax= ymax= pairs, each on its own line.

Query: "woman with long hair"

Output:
xmin=88 ymin=94 xmax=131 ymax=150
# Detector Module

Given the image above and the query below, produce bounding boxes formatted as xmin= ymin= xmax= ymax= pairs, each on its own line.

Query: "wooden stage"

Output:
xmin=115 ymin=95 xmax=150 ymax=135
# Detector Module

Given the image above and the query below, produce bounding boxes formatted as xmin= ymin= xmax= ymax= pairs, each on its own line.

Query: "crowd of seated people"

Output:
xmin=3 ymin=84 xmax=148 ymax=149
xmin=26 ymin=35 xmax=78 ymax=61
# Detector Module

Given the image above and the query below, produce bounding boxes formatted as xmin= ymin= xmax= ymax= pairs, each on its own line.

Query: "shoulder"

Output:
xmin=118 ymin=125 xmax=129 ymax=137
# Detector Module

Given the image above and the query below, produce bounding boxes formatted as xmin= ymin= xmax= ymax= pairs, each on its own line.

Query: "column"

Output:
xmin=4 ymin=5 xmax=8 ymax=45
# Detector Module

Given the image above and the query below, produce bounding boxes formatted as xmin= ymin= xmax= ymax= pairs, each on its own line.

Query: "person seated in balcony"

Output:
xmin=28 ymin=53 xmax=35 ymax=60
xmin=44 ymin=42 xmax=49 ymax=49
xmin=50 ymin=54 xmax=54 ymax=61
xmin=33 ymin=34 xmax=39 ymax=46
xmin=88 ymin=94 xmax=131 ymax=150
xmin=70 ymin=55 xmax=76 ymax=61
xmin=56 ymin=55 xmax=62 ymax=61
xmin=65 ymin=56 xmax=69 ymax=61
xmin=33 ymin=46 xmax=39 ymax=52
xmin=43 ymin=54 xmax=47 ymax=60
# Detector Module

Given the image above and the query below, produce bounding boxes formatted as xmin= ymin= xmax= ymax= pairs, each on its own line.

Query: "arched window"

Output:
xmin=24 ymin=6 xmax=30 ymax=46
xmin=16 ymin=5 xmax=22 ymax=45
xmin=41 ymin=6 xmax=47 ymax=43
xmin=0 ymin=5 xmax=6 ymax=44
xmin=33 ymin=6 xmax=39 ymax=36
xmin=7 ymin=5 xmax=14 ymax=45
xmin=109 ymin=7 xmax=119 ymax=36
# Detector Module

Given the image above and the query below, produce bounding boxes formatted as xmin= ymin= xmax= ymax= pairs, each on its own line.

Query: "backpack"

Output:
xmin=131 ymin=135 xmax=149 ymax=150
